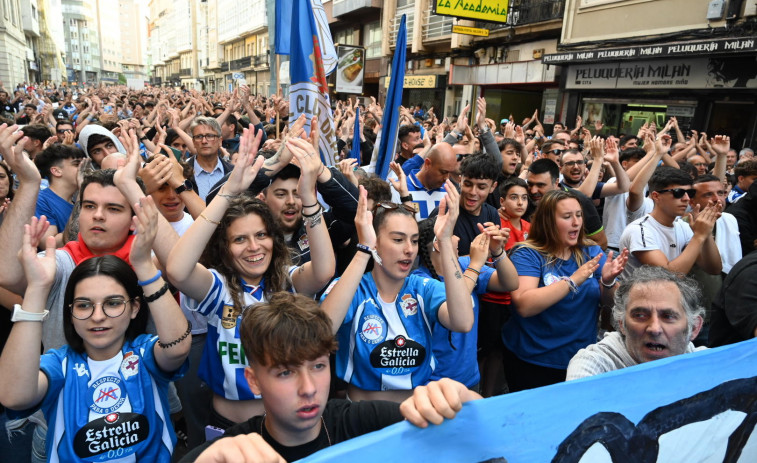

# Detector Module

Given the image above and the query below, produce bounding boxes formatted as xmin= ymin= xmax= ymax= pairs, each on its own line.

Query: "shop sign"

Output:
xmin=666 ymin=106 xmax=696 ymax=118
xmin=566 ymin=58 xmax=757 ymax=90
xmin=384 ymin=75 xmax=438 ymax=89
xmin=433 ymin=0 xmax=509 ymax=24
xmin=452 ymin=25 xmax=490 ymax=37
xmin=544 ymin=37 xmax=756 ymax=65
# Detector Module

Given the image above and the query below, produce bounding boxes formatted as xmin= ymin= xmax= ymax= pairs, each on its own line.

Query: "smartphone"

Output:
xmin=161 ymin=146 xmax=183 ymax=162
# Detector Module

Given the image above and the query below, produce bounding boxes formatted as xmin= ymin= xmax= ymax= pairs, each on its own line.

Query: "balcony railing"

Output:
xmin=389 ymin=7 xmax=415 ymax=48
xmin=422 ymin=10 xmax=453 ymax=41
xmin=254 ymin=54 xmax=269 ymax=68
xmin=229 ymin=56 xmax=252 ymax=71
xmin=475 ymin=0 xmax=564 ymax=30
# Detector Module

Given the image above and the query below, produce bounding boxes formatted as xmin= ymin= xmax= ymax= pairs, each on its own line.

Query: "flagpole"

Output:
xmin=275 ymin=54 xmax=281 ymax=139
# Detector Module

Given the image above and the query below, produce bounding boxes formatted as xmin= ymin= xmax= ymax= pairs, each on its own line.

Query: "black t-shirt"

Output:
xmin=709 ymin=251 xmax=757 ymax=347
xmin=452 ymin=203 xmax=500 ymax=256
xmin=179 ymin=399 xmax=402 ymax=462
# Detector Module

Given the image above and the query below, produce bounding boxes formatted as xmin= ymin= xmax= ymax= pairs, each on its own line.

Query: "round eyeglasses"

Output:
xmin=69 ymin=297 xmax=133 ymax=320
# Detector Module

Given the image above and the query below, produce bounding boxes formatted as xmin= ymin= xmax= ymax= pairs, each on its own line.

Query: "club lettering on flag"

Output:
xmin=287 ymin=0 xmax=338 ymax=166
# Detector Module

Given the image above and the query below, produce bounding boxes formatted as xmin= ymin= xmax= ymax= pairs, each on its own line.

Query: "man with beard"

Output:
xmin=258 ymin=163 xmax=359 ymax=267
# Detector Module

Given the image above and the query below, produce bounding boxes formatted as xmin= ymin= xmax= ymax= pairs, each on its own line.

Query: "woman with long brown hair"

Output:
xmin=504 ymin=190 xmax=628 ymax=391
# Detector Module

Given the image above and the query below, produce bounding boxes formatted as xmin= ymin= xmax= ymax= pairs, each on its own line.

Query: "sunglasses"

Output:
xmin=656 ymin=188 xmax=696 ymax=199
xmin=372 ymin=202 xmax=416 ymax=214
xmin=545 ymin=149 xmax=564 ymax=156
xmin=456 ymin=153 xmax=470 ymax=162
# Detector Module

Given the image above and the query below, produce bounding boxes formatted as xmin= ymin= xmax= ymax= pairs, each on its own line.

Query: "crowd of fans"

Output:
xmin=0 ymin=81 xmax=754 ymax=462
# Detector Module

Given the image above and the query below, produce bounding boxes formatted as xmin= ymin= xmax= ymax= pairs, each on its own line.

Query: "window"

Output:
xmin=334 ymin=28 xmax=355 ymax=46
xmin=364 ymin=21 xmax=381 ymax=59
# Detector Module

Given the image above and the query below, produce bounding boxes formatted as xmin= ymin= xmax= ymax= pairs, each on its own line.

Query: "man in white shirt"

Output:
xmin=567 ymin=266 xmax=705 ymax=380
xmin=618 ymin=166 xmax=721 ymax=281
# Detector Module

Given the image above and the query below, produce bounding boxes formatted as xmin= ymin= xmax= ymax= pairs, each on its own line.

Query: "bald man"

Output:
xmin=391 ymin=143 xmax=458 ymax=220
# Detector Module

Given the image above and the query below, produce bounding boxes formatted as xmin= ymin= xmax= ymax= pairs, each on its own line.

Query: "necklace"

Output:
xmin=260 ymin=413 xmax=332 ymax=447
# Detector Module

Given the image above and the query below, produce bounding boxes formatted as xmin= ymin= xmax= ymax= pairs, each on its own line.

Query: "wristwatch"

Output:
xmin=480 ymin=124 xmax=491 ymax=134
xmin=452 ymin=130 xmax=464 ymax=141
xmin=11 ymin=304 xmax=50 ymax=322
xmin=174 ymin=179 xmax=192 ymax=195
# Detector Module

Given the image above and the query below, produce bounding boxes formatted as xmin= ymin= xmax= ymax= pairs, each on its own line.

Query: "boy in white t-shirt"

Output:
xmin=619 ymin=166 xmax=722 ymax=281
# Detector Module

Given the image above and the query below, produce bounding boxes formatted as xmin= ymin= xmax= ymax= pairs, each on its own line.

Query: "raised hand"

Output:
xmin=222 ymin=140 xmax=265 ymax=196
xmin=355 ymin=185 xmax=376 ymax=248
xmin=601 ymin=248 xmax=629 ymax=284
xmin=129 ymin=196 xmax=159 ymax=268
xmin=434 ymin=180 xmax=460 ymax=240
xmin=0 ymin=124 xmax=40 ymax=184
xmin=468 ymin=232 xmax=490 ymax=271
xmin=571 ymin=253 xmax=602 ymax=286
xmin=388 ymin=161 xmax=409 ymax=198
xmin=19 ymin=219 xmax=56 ymax=289
xmin=475 ymin=97 xmax=487 ymax=129
xmin=477 ymin=221 xmax=509 ymax=256
xmin=336 ymin=158 xmax=359 ymax=186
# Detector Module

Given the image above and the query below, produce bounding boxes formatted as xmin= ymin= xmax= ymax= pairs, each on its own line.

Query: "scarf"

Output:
xmin=61 ymin=233 xmax=136 ymax=266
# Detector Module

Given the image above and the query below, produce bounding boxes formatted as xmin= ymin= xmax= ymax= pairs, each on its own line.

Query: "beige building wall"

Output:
xmin=96 ymin=0 xmax=122 ymax=75
xmin=562 ymin=0 xmax=728 ymax=44
xmin=119 ymin=0 xmax=148 ymax=79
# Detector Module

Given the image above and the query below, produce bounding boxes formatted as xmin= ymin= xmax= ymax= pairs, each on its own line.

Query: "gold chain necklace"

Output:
xmin=260 ymin=413 xmax=332 ymax=446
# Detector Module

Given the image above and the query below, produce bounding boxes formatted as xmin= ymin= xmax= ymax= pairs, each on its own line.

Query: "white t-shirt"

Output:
xmin=602 ymin=178 xmax=653 ymax=249
xmin=618 ymin=214 xmax=693 ymax=280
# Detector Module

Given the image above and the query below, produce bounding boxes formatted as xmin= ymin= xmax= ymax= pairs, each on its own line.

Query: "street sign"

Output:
xmin=452 ymin=25 xmax=490 ymax=37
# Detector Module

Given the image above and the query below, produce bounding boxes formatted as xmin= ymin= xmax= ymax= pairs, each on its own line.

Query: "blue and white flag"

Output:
xmin=350 ymin=107 xmax=361 ymax=161
xmin=370 ymin=15 xmax=406 ymax=180
xmin=288 ymin=0 xmax=337 ymax=166
xmin=275 ymin=0 xmax=337 ymax=75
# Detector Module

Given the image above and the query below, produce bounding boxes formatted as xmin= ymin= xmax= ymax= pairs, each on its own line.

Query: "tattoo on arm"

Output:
xmin=452 ymin=258 xmax=462 ymax=279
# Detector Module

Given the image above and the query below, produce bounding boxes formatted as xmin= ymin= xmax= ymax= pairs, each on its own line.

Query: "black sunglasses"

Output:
xmin=372 ymin=202 xmax=416 ymax=214
xmin=545 ymin=149 xmax=564 ymax=156
xmin=456 ymin=153 xmax=470 ymax=162
xmin=656 ymin=188 xmax=696 ymax=199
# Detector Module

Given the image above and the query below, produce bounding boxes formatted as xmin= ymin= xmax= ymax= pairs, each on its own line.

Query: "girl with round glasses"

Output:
xmin=0 ymin=197 xmax=191 ymax=462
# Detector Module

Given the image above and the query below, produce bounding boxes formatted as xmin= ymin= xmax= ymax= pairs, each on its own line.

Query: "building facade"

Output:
xmin=543 ymin=0 xmax=757 ymax=149
xmin=62 ymin=0 xmax=102 ymax=84
xmin=0 ymin=0 xmax=32 ymax=85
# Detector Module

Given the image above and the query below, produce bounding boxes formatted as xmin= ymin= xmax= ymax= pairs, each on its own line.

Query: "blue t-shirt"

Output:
xmin=414 ymin=255 xmax=493 ymax=387
xmin=503 ymin=245 xmax=605 ymax=369
xmin=38 ymin=334 xmax=187 ymax=462
xmin=35 ymin=187 xmax=74 ymax=229
xmin=322 ymin=273 xmax=447 ymax=391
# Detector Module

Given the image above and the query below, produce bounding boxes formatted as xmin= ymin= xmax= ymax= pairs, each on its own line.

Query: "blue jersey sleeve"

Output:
xmin=510 ymin=246 xmax=545 ymax=279
xmin=416 ymin=276 xmax=446 ymax=324
xmin=134 ymin=334 xmax=189 ymax=385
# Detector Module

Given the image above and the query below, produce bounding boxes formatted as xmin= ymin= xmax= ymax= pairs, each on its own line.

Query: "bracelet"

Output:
xmin=317 ymin=165 xmax=326 ymax=177
xmin=143 ymin=282 xmax=170 ymax=303
xmin=356 ymin=243 xmax=382 ymax=266
xmin=303 ymin=207 xmax=323 ymax=228
xmin=491 ymin=252 xmax=508 ymax=266
xmin=491 ymin=248 xmax=505 ymax=259
xmin=301 ymin=204 xmax=322 ymax=218
xmin=560 ymin=276 xmax=579 ymax=294
xmin=138 ymin=270 xmax=162 ymax=286
xmin=217 ymin=192 xmax=239 ymax=200
xmin=601 ymin=276 xmax=618 ymax=288
xmin=200 ymin=213 xmax=221 ymax=225
xmin=400 ymin=194 xmax=414 ymax=203
xmin=301 ymin=201 xmax=319 ymax=209
xmin=465 ymin=267 xmax=481 ymax=276
xmin=463 ymin=273 xmax=477 ymax=285
xmin=158 ymin=319 xmax=192 ymax=349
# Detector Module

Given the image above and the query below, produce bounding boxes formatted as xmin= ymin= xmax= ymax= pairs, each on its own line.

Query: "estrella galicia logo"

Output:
xmin=88 ymin=376 xmax=126 ymax=414
xmin=359 ymin=314 xmax=386 ymax=344
xmin=370 ymin=335 xmax=426 ymax=374
xmin=74 ymin=412 xmax=149 ymax=458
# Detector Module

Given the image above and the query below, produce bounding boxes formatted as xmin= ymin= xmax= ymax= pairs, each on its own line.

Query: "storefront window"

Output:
xmin=580 ymin=99 xmax=696 ymax=140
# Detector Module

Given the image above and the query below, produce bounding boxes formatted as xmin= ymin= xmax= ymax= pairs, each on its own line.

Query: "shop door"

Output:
xmin=707 ymin=101 xmax=756 ymax=150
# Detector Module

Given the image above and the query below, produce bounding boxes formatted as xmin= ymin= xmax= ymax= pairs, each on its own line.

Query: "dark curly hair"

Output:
xmin=417 ymin=216 xmax=440 ymax=280
xmin=199 ymin=196 xmax=293 ymax=314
